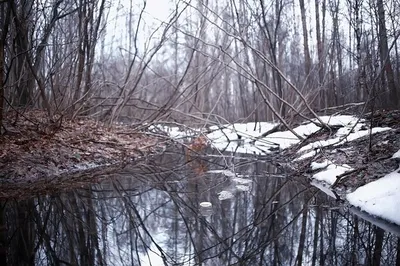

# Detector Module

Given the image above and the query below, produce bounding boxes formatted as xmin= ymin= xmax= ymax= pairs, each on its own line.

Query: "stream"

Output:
xmin=1 ymin=146 xmax=400 ymax=265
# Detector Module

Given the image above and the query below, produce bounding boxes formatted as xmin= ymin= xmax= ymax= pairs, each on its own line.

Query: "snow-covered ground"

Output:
xmin=153 ymin=115 xmax=400 ymax=226
xmin=346 ymin=167 xmax=400 ymax=225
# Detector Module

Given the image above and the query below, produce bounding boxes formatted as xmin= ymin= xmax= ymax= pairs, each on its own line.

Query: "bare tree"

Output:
xmin=377 ymin=0 xmax=398 ymax=108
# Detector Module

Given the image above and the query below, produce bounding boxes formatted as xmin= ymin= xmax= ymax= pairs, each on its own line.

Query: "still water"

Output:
xmin=1 ymin=146 xmax=400 ymax=265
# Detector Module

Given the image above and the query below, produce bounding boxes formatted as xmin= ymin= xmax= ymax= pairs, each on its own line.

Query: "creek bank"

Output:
xmin=175 ymin=110 xmax=400 ymax=227
xmin=0 ymin=110 xmax=167 ymax=199
xmin=284 ymin=110 xmax=400 ymax=226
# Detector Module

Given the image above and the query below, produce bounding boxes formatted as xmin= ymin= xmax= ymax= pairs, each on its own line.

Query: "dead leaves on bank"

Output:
xmin=0 ymin=110 xmax=166 ymax=199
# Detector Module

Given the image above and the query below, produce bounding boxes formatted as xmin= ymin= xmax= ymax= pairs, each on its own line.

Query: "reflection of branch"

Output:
xmin=111 ymin=180 xmax=171 ymax=265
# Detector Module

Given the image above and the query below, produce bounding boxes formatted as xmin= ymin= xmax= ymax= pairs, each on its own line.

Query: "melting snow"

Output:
xmin=347 ymin=168 xmax=400 ymax=225
xmin=299 ymin=127 xmax=391 ymax=154
xmin=312 ymin=163 xmax=353 ymax=185
xmin=392 ymin=149 xmax=400 ymax=159
xmin=311 ymin=160 xmax=332 ymax=170
xmin=218 ymin=191 xmax=234 ymax=200
xmin=200 ymin=202 xmax=212 ymax=208
xmin=236 ymin=184 xmax=251 ymax=192
xmin=151 ymin=115 xmax=399 ymax=226
xmin=232 ymin=177 xmax=253 ymax=184
xmin=207 ymin=169 xmax=236 ymax=177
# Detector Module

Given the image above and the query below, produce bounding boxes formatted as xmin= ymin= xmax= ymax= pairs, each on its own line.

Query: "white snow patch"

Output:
xmin=299 ymin=127 xmax=391 ymax=153
xmin=236 ymin=184 xmax=251 ymax=192
xmin=311 ymin=160 xmax=332 ymax=170
xmin=255 ymin=123 xmax=321 ymax=150
xmin=347 ymin=168 xmax=400 ymax=225
xmin=207 ymin=122 xmax=278 ymax=143
xmin=316 ymin=115 xmax=361 ymax=126
xmin=312 ymin=164 xmax=353 ymax=185
xmin=232 ymin=177 xmax=253 ymax=185
xmin=218 ymin=190 xmax=234 ymax=200
xmin=207 ymin=169 xmax=236 ymax=177
xmin=392 ymin=149 xmax=400 ymax=159
xmin=148 ymin=124 xmax=199 ymax=139
xmin=200 ymin=202 xmax=212 ymax=208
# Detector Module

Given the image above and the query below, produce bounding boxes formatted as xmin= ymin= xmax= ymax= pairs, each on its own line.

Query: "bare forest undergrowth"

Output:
xmin=0 ymin=110 xmax=167 ymax=199
xmin=289 ymin=110 xmax=400 ymax=195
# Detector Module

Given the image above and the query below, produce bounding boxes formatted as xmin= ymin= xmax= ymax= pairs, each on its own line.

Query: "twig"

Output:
xmin=330 ymin=166 xmax=367 ymax=188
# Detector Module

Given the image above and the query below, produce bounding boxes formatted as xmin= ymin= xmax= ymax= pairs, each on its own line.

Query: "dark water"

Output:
xmin=1 ymin=146 xmax=400 ymax=266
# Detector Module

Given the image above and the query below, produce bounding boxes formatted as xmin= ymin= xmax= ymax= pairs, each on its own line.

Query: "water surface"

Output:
xmin=1 ymin=146 xmax=399 ymax=265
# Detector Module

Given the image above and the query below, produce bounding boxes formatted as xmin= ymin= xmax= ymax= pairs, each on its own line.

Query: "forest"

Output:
xmin=1 ymin=1 xmax=400 ymax=265
xmin=0 ymin=0 xmax=399 ymax=128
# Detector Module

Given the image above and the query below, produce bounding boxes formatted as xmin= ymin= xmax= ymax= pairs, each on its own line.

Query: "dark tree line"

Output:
xmin=0 ymin=0 xmax=399 ymax=128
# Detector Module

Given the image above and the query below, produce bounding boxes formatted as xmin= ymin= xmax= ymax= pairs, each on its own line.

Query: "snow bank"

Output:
xmin=312 ymin=163 xmax=353 ymax=185
xmin=151 ymin=115 xmax=391 ymax=157
xmin=347 ymin=168 xmax=400 ymax=225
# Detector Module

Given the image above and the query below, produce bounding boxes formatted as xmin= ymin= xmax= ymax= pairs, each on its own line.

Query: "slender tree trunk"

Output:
xmin=299 ymin=0 xmax=311 ymax=77
xmin=315 ymin=0 xmax=324 ymax=109
xmin=377 ymin=0 xmax=398 ymax=108
xmin=0 ymin=39 xmax=3 ymax=129
xmin=354 ymin=0 xmax=365 ymax=102
xmin=0 ymin=1 xmax=7 ymax=129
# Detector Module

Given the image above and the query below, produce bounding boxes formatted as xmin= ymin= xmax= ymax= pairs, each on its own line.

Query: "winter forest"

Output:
xmin=1 ymin=0 xmax=399 ymax=126
xmin=3 ymin=1 xmax=400 ymax=265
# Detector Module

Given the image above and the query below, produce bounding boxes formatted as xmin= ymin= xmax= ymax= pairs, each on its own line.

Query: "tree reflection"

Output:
xmin=1 ymin=148 xmax=400 ymax=265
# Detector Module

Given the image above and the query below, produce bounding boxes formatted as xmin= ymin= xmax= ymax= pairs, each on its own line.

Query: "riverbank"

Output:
xmin=0 ymin=110 xmax=167 ymax=198
xmin=2 ymin=109 xmax=400 ymax=227
xmin=206 ymin=110 xmax=400 ymax=227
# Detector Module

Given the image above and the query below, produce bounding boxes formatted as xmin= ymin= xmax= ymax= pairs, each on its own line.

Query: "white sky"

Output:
xmin=104 ymin=0 xmax=174 ymax=55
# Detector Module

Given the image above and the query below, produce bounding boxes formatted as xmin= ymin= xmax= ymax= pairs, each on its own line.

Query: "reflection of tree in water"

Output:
xmin=1 ymin=148 xmax=400 ymax=265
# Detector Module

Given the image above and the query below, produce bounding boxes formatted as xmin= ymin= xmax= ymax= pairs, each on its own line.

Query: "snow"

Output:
xmin=236 ymin=184 xmax=251 ymax=192
xmin=298 ymin=127 xmax=391 ymax=154
xmin=148 ymin=124 xmax=199 ymax=139
xmin=311 ymin=160 xmax=331 ymax=170
xmin=208 ymin=115 xmax=389 ymax=155
xmin=233 ymin=177 xmax=252 ymax=191
xmin=347 ymin=168 xmax=400 ymax=225
xmin=207 ymin=169 xmax=236 ymax=177
xmin=392 ymin=149 xmax=400 ymax=159
xmin=151 ymin=115 xmax=400 ymax=226
xmin=152 ymin=115 xmax=390 ymax=157
xmin=218 ymin=190 xmax=234 ymax=200
xmin=254 ymin=123 xmax=321 ymax=150
xmin=232 ymin=177 xmax=253 ymax=185
xmin=207 ymin=122 xmax=278 ymax=142
xmin=200 ymin=202 xmax=212 ymax=208
xmin=316 ymin=115 xmax=360 ymax=126
xmin=312 ymin=163 xmax=353 ymax=185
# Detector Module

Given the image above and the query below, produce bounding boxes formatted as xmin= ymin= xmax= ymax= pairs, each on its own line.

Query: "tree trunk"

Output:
xmin=315 ymin=0 xmax=324 ymax=109
xmin=377 ymin=0 xmax=398 ymax=108
xmin=299 ymin=0 xmax=311 ymax=77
